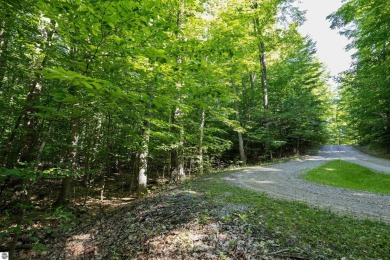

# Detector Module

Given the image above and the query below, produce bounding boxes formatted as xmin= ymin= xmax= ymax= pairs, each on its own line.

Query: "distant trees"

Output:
xmin=328 ymin=0 xmax=390 ymax=150
xmin=203 ymin=0 xmax=329 ymax=163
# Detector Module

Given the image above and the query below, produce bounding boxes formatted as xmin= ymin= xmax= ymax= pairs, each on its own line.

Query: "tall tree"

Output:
xmin=329 ymin=0 xmax=390 ymax=149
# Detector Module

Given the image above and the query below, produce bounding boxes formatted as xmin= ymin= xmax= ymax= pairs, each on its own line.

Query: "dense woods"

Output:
xmin=0 ymin=0 xmax=329 ymax=201
xmin=328 ymin=0 xmax=390 ymax=149
xmin=2 ymin=0 xmax=389 ymax=256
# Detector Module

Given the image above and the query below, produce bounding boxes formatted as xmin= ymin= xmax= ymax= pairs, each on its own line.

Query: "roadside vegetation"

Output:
xmin=190 ymin=173 xmax=390 ymax=259
xmin=303 ymin=160 xmax=390 ymax=195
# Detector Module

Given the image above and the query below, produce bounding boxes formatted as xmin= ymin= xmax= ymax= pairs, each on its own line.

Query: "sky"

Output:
xmin=295 ymin=0 xmax=353 ymax=78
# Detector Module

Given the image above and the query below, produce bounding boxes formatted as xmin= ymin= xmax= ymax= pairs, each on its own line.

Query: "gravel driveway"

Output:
xmin=224 ymin=145 xmax=390 ymax=223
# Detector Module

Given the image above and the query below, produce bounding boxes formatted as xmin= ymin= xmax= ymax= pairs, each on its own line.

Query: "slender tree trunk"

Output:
xmin=17 ymin=22 xmax=54 ymax=164
xmin=175 ymin=107 xmax=185 ymax=178
xmin=259 ymin=41 xmax=268 ymax=110
xmin=198 ymin=109 xmax=206 ymax=174
xmin=0 ymin=38 xmax=8 ymax=85
xmin=18 ymin=80 xmax=45 ymax=163
xmin=170 ymin=106 xmax=184 ymax=180
xmin=172 ymin=0 xmax=186 ymax=180
xmin=167 ymin=153 xmax=171 ymax=180
xmin=233 ymin=83 xmax=247 ymax=166
xmin=253 ymin=17 xmax=271 ymax=159
xmin=0 ymin=19 xmax=9 ymax=85
xmin=34 ymin=122 xmax=52 ymax=169
xmin=34 ymin=104 xmax=62 ymax=170
xmin=335 ymin=105 xmax=341 ymax=145
xmin=253 ymin=18 xmax=268 ymax=111
xmin=54 ymin=119 xmax=79 ymax=207
xmin=138 ymin=94 xmax=152 ymax=195
xmin=138 ymin=131 xmax=149 ymax=194
xmin=238 ymin=133 xmax=246 ymax=165
xmin=250 ymin=73 xmax=256 ymax=89
xmin=54 ymin=177 xmax=71 ymax=207
xmin=101 ymin=113 xmax=114 ymax=201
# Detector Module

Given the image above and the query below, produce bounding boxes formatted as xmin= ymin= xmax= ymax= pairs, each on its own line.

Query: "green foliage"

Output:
xmin=0 ymin=0 xmax=332 ymax=178
xmin=0 ymin=165 xmax=78 ymax=181
xmin=303 ymin=160 xmax=390 ymax=195
xmin=328 ymin=0 xmax=390 ymax=149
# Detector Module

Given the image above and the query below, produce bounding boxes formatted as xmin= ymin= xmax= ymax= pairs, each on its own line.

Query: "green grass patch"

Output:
xmin=303 ymin=159 xmax=390 ymax=195
xmin=189 ymin=172 xmax=390 ymax=259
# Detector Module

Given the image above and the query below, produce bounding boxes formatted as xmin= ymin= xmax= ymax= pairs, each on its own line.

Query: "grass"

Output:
xmin=189 ymin=173 xmax=390 ymax=259
xmin=302 ymin=159 xmax=390 ymax=195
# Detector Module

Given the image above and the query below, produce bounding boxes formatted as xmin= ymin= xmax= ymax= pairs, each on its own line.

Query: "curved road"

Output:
xmin=224 ymin=145 xmax=390 ymax=223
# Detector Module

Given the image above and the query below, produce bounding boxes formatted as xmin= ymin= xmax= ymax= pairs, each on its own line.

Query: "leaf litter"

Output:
xmin=34 ymin=187 xmax=290 ymax=259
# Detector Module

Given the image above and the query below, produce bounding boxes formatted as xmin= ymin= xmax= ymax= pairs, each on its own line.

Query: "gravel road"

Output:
xmin=224 ymin=145 xmax=390 ymax=223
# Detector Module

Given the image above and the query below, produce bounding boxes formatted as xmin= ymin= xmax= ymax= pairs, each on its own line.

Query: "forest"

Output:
xmin=0 ymin=0 xmax=389 ymax=258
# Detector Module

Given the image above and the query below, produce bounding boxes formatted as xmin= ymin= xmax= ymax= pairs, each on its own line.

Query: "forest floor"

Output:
xmin=18 ymin=180 xmax=390 ymax=259
xmin=7 ymin=145 xmax=390 ymax=259
xmin=16 ymin=185 xmax=276 ymax=259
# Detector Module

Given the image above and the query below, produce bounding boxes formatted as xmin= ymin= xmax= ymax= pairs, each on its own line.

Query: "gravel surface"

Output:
xmin=224 ymin=145 xmax=390 ymax=223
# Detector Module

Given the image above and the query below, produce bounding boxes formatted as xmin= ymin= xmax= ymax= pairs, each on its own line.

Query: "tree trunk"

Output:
xmin=138 ymin=125 xmax=149 ymax=194
xmin=250 ymin=73 xmax=256 ymax=89
xmin=172 ymin=0 xmax=186 ymax=180
xmin=0 ymin=38 xmax=8 ymax=85
xmin=238 ymin=132 xmax=246 ymax=165
xmin=0 ymin=18 xmax=9 ymax=85
xmin=233 ymin=83 xmax=247 ymax=166
xmin=34 ymin=104 xmax=62 ymax=170
xmin=18 ymin=80 xmax=45 ymax=163
xmin=172 ymin=106 xmax=185 ymax=179
xmin=54 ymin=177 xmax=71 ymax=207
xmin=259 ymin=41 xmax=268 ymax=110
xmin=253 ymin=17 xmax=270 ymax=159
xmin=177 ymin=120 xmax=185 ymax=177
xmin=198 ymin=109 xmax=206 ymax=174
xmin=17 ymin=22 xmax=55 ymax=164
xmin=253 ymin=17 xmax=268 ymax=110
xmin=169 ymin=0 xmax=187 ymax=180
xmin=53 ymin=119 xmax=79 ymax=207
xmin=138 ymin=94 xmax=152 ymax=195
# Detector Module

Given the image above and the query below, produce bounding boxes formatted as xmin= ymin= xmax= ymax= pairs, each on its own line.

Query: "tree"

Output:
xmin=328 ymin=0 xmax=390 ymax=150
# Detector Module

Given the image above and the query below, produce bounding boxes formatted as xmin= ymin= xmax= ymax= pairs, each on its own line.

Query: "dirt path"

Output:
xmin=224 ymin=145 xmax=390 ymax=222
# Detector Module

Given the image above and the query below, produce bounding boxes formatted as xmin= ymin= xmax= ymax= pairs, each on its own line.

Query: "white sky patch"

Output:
xmin=295 ymin=0 xmax=353 ymax=78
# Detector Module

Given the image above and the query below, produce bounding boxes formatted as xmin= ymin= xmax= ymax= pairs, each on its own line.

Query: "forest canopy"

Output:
xmin=0 ymin=0 xmax=330 ymax=198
